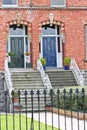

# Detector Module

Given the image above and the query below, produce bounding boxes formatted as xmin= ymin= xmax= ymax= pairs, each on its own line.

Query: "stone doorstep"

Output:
xmin=46 ymin=106 xmax=87 ymax=120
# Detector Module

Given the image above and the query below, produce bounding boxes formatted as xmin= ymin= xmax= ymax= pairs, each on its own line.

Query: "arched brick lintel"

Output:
xmin=6 ymin=20 xmax=32 ymax=34
xmin=38 ymin=20 xmax=65 ymax=34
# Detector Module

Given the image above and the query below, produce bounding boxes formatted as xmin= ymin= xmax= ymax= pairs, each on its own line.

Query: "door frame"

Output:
xmin=7 ymin=25 xmax=30 ymax=68
xmin=40 ymin=25 xmax=63 ymax=68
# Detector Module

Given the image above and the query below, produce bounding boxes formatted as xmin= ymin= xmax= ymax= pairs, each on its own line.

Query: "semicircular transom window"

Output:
xmin=42 ymin=24 xmax=55 ymax=35
xmin=10 ymin=24 xmax=28 ymax=35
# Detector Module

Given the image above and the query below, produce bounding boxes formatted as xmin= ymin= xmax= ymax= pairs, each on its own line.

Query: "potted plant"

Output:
xmin=40 ymin=58 xmax=47 ymax=70
xmin=12 ymin=91 xmax=18 ymax=103
xmin=8 ymin=52 xmax=15 ymax=67
xmin=12 ymin=91 xmax=22 ymax=110
xmin=25 ymin=52 xmax=32 ymax=68
xmin=25 ymin=52 xmax=30 ymax=56
xmin=64 ymin=57 xmax=71 ymax=70
xmin=8 ymin=51 xmax=14 ymax=57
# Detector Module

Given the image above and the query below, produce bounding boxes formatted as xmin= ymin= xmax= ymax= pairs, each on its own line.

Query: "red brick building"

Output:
xmin=1 ymin=0 xmax=87 ymax=70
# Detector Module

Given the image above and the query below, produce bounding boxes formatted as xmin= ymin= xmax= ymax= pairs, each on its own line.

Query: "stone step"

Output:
xmin=14 ymin=88 xmax=46 ymax=93
xmin=10 ymin=69 xmax=48 ymax=111
xmin=11 ymin=71 xmax=40 ymax=75
xmin=46 ymin=69 xmax=78 ymax=88
xmin=11 ymin=71 xmax=41 ymax=77
xmin=47 ymin=74 xmax=75 ymax=77
xmin=51 ymin=79 xmax=77 ymax=83
xmin=12 ymin=94 xmax=51 ymax=112
xmin=12 ymin=77 xmax=41 ymax=80
xmin=52 ymin=83 xmax=77 ymax=87
xmin=13 ymin=83 xmax=44 ymax=87
xmin=48 ymin=77 xmax=76 ymax=80
xmin=12 ymin=80 xmax=43 ymax=84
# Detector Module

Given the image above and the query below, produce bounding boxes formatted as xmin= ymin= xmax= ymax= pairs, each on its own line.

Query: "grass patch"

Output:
xmin=0 ymin=114 xmax=59 ymax=130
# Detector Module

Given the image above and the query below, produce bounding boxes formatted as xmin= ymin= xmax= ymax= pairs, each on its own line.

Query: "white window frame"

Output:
xmin=51 ymin=0 xmax=66 ymax=7
xmin=2 ymin=0 xmax=18 ymax=7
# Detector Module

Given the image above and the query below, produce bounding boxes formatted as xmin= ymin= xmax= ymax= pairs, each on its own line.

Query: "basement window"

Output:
xmin=2 ymin=0 xmax=18 ymax=7
xmin=51 ymin=0 xmax=66 ymax=7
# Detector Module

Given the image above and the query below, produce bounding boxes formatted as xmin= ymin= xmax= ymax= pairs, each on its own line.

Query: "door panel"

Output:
xmin=43 ymin=37 xmax=56 ymax=67
xmin=10 ymin=37 xmax=24 ymax=68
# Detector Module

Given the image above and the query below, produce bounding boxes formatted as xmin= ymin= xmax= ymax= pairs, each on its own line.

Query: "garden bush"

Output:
xmin=52 ymin=90 xmax=87 ymax=113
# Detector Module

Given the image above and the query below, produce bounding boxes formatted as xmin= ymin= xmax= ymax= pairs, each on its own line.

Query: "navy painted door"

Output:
xmin=43 ymin=37 xmax=56 ymax=67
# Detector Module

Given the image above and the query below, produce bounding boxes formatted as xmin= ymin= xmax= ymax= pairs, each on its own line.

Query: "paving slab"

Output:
xmin=27 ymin=112 xmax=87 ymax=130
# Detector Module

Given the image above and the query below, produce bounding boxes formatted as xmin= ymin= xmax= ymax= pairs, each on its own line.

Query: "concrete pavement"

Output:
xmin=27 ymin=112 xmax=87 ymax=130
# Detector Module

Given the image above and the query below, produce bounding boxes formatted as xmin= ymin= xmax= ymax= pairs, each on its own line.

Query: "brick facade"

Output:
xmin=0 ymin=0 xmax=87 ymax=70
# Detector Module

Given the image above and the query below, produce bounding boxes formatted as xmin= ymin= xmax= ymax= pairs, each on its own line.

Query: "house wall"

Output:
xmin=0 ymin=0 xmax=87 ymax=7
xmin=0 ymin=1 xmax=87 ymax=70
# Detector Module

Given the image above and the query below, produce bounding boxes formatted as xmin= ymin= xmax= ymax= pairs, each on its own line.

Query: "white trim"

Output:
xmin=41 ymin=37 xmax=43 ymax=58
xmin=24 ymin=35 xmax=26 ymax=68
xmin=10 ymin=35 xmax=28 ymax=37
xmin=2 ymin=5 xmax=18 ymax=8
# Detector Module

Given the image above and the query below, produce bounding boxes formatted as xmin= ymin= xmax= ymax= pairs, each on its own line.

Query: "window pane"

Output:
xmin=10 ymin=24 xmax=23 ymax=35
xmin=57 ymin=37 xmax=60 ymax=53
xmin=25 ymin=37 xmax=28 ymax=52
xmin=25 ymin=25 xmax=28 ymax=35
xmin=39 ymin=42 xmax=41 ymax=53
xmin=3 ymin=0 xmax=17 ymax=5
xmin=51 ymin=0 xmax=65 ymax=6
xmin=57 ymin=25 xmax=60 ymax=35
xmin=42 ymin=24 xmax=55 ymax=35
xmin=6 ymin=41 xmax=8 ymax=53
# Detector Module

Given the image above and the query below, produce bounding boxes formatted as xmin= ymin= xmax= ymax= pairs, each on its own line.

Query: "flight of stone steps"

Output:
xmin=46 ymin=69 xmax=78 ymax=90
xmin=10 ymin=69 xmax=51 ymax=112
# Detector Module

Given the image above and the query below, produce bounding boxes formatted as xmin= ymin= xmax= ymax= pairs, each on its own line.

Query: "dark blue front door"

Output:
xmin=43 ymin=37 xmax=56 ymax=67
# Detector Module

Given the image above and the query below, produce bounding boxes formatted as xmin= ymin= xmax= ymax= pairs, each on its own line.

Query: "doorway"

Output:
xmin=41 ymin=24 xmax=63 ymax=68
xmin=43 ymin=37 xmax=56 ymax=67
xmin=7 ymin=24 xmax=30 ymax=68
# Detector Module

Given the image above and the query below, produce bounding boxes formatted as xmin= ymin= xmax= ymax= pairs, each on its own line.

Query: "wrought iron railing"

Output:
xmin=4 ymin=57 xmax=14 ymax=97
xmin=0 ymin=88 xmax=87 ymax=130
xmin=70 ymin=58 xmax=84 ymax=86
xmin=37 ymin=59 xmax=52 ymax=92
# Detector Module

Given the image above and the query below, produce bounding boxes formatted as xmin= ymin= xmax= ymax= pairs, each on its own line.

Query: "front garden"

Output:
xmin=52 ymin=86 xmax=87 ymax=113
xmin=0 ymin=114 xmax=59 ymax=130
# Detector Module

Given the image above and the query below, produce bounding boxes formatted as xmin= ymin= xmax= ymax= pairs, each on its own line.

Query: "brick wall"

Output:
xmin=0 ymin=0 xmax=87 ymax=70
xmin=0 ymin=0 xmax=87 ymax=6
xmin=67 ymin=0 xmax=87 ymax=6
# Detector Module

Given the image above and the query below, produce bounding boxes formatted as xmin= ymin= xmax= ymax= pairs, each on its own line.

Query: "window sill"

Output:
xmin=51 ymin=5 xmax=66 ymax=8
xmin=2 ymin=5 xmax=18 ymax=8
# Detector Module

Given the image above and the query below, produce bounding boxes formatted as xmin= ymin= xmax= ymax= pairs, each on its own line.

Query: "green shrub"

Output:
xmin=8 ymin=52 xmax=14 ymax=57
xmin=64 ymin=57 xmax=71 ymax=66
xmin=40 ymin=58 xmax=46 ymax=66
xmin=52 ymin=91 xmax=87 ymax=113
